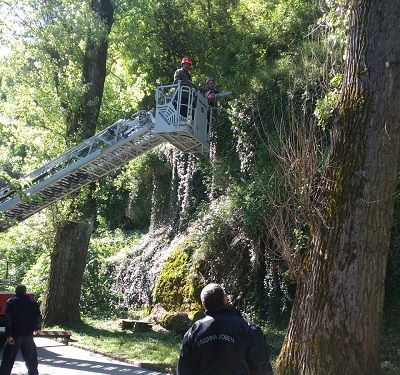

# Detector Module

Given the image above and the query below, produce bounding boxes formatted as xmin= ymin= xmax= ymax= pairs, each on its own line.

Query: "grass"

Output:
xmin=52 ymin=316 xmax=400 ymax=374
xmin=54 ymin=318 xmax=182 ymax=373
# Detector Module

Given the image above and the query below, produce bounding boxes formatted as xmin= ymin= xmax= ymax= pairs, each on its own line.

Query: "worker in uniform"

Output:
xmin=173 ymin=56 xmax=194 ymax=118
xmin=177 ymin=283 xmax=274 ymax=375
xmin=0 ymin=284 xmax=42 ymax=375
xmin=174 ymin=56 xmax=193 ymax=87
xmin=200 ymin=77 xmax=219 ymax=130
xmin=201 ymin=77 xmax=219 ymax=108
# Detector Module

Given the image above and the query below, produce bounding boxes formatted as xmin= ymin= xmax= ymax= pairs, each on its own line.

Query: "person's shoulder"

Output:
xmin=189 ymin=315 xmax=213 ymax=332
xmin=6 ymin=295 xmax=17 ymax=303
xmin=241 ymin=316 xmax=260 ymax=327
xmin=244 ymin=320 xmax=266 ymax=341
xmin=195 ymin=314 xmax=213 ymax=325
xmin=182 ymin=316 xmax=210 ymax=341
xmin=232 ymin=314 xmax=261 ymax=332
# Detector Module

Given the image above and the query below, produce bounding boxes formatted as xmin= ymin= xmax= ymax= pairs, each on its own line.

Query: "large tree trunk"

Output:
xmin=276 ymin=2 xmax=400 ymax=374
xmin=42 ymin=0 xmax=114 ymax=326
xmin=41 ymin=197 xmax=95 ymax=323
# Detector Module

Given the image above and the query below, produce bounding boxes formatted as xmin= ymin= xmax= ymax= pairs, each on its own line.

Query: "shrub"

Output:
xmin=158 ymin=312 xmax=192 ymax=335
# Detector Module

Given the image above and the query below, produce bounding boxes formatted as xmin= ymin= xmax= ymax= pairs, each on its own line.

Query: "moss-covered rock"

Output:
xmin=158 ymin=312 xmax=192 ymax=335
xmin=152 ymin=235 xmax=203 ymax=312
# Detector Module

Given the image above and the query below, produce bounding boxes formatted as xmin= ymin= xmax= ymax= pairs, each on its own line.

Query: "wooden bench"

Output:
xmin=120 ymin=319 xmax=153 ymax=332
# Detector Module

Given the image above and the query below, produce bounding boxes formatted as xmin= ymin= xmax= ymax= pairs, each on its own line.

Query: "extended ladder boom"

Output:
xmin=0 ymin=82 xmax=217 ymax=229
xmin=0 ymin=111 xmax=162 ymax=226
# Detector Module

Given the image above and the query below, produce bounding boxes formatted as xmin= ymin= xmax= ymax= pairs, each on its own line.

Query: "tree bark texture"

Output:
xmin=42 ymin=0 xmax=114 ymax=325
xmin=276 ymin=2 xmax=400 ymax=374
xmin=41 ymin=210 xmax=94 ymax=324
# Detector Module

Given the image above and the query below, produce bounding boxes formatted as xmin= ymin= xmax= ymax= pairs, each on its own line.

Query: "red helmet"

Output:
xmin=181 ymin=56 xmax=192 ymax=66
xmin=206 ymin=77 xmax=214 ymax=85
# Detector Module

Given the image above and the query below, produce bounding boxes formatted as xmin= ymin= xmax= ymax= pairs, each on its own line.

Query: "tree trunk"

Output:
xmin=276 ymin=2 xmax=400 ymax=374
xmin=41 ymin=198 xmax=95 ymax=324
xmin=42 ymin=0 xmax=114 ymax=326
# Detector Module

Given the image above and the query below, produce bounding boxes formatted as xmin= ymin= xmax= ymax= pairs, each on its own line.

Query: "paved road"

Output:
xmin=2 ymin=337 xmax=168 ymax=375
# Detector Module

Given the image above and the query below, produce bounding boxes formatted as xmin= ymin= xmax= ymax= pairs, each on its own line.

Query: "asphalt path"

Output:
xmin=1 ymin=337 xmax=168 ymax=375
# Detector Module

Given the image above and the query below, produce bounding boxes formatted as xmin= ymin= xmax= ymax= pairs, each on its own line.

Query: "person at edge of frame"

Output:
xmin=177 ymin=283 xmax=274 ymax=375
xmin=0 ymin=284 xmax=42 ymax=375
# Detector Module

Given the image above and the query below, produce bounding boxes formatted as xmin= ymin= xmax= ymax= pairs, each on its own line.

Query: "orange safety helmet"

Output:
xmin=206 ymin=77 xmax=214 ymax=85
xmin=181 ymin=56 xmax=192 ymax=66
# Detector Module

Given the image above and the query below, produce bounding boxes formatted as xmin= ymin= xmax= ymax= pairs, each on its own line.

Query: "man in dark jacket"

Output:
xmin=0 ymin=284 xmax=42 ymax=375
xmin=177 ymin=283 xmax=274 ymax=375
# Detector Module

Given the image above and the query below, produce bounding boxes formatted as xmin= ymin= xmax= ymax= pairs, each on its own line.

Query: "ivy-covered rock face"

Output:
xmin=152 ymin=236 xmax=203 ymax=313
xmin=115 ymin=194 xmax=293 ymax=322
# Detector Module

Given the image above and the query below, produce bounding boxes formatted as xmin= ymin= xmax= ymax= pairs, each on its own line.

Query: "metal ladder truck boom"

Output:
xmin=0 ymin=82 xmax=214 ymax=229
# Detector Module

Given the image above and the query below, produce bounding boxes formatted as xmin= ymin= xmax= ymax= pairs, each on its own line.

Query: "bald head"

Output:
xmin=200 ymin=283 xmax=227 ymax=312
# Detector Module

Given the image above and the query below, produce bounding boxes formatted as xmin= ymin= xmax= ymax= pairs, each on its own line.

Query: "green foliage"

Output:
xmin=229 ymin=181 xmax=268 ymax=238
xmin=0 ymin=0 xmax=112 ymax=182
xmin=261 ymin=323 xmax=287 ymax=361
xmin=105 ymin=146 xmax=178 ymax=230
xmin=152 ymin=238 xmax=202 ymax=312
xmin=0 ymin=215 xmax=52 ymax=291
xmin=23 ymin=252 xmax=50 ymax=303
xmin=314 ymin=74 xmax=342 ymax=129
xmin=94 ymin=172 xmax=139 ymax=231
xmin=268 ymin=0 xmax=320 ymax=47
xmin=154 ymin=195 xmax=293 ymax=323
xmin=1 ymin=0 xmax=387 ymax=360
xmin=80 ymin=229 xmax=143 ymax=318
